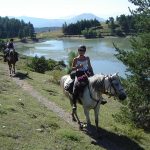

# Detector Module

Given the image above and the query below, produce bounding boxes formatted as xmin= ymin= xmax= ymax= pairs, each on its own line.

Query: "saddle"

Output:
xmin=64 ymin=79 xmax=74 ymax=94
xmin=65 ymin=70 xmax=90 ymax=95
xmin=5 ymin=51 xmax=19 ymax=62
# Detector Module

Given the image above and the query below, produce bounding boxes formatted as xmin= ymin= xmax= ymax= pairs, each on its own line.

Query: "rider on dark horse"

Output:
xmin=4 ymin=38 xmax=18 ymax=62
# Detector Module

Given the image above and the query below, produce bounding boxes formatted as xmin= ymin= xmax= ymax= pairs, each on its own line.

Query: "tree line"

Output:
xmin=0 ymin=16 xmax=35 ymax=39
xmin=62 ymin=19 xmax=102 ymax=38
xmin=62 ymin=14 xmax=140 ymax=38
xmin=106 ymin=14 xmax=137 ymax=36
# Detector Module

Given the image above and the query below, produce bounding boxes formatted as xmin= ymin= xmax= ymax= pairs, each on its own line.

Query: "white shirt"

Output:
xmin=76 ymin=59 xmax=88 ymax=71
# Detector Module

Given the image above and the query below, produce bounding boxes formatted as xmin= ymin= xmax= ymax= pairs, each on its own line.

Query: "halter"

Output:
xmin=87 ymin=75 xmax=120 ymax=108
xmin=103 ymin=75 xmax=115 ymax=97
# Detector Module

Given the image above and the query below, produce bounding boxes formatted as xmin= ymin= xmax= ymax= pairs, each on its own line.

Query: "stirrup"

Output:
xmin=72 ymin=105 xmax=77 ymax=111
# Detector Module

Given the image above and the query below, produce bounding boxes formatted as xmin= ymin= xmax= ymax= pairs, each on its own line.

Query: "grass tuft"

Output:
xmin=56 ymin=129 xmax=82 ymax=142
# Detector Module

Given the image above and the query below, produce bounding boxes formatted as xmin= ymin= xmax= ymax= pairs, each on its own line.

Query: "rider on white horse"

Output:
xmin=71 ymin=45 xmax=106 ymax=112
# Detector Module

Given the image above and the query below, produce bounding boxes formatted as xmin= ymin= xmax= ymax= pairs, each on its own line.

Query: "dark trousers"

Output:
xmin=72 ymin=70 xmax=89 ymax=106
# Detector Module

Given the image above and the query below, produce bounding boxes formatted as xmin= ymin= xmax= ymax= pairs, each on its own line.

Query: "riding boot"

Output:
xmin=72 ymin=87 xmax=78 ymax=111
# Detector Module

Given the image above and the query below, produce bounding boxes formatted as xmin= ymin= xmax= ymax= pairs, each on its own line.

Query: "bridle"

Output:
xmin=87 ymin=76 xmax=106 ymax=109
xmin=103 ymin=76 xmax=117 ymax=97
xmin=88 ymin=75 xmax=122 ymax=108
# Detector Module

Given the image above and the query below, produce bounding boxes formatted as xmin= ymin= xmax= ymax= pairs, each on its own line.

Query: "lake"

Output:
xmin=16 ymin=37 xmax=131 ymax=78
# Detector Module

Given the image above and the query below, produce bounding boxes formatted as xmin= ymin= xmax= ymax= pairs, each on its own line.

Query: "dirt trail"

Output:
xmin=12 ymin=75 xmax=79 ymax=128
xmin=0 ymin=63 xmax=77 ymax=127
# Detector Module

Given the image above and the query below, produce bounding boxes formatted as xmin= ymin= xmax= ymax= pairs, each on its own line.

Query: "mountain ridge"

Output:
xmin=9 ymin=13 xmax=105 ymax=27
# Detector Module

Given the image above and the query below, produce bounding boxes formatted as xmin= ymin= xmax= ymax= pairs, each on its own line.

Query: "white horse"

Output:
xmin=60 ymin=73 xmax=126 ymax=131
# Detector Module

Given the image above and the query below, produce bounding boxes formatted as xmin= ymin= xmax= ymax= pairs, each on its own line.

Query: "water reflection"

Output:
xmin=17 ymin=38 xmax=131 ymax=77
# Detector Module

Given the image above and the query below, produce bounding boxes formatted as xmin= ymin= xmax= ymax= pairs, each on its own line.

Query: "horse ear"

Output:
xmin=116 ymin=72 xmax=119 ymax=76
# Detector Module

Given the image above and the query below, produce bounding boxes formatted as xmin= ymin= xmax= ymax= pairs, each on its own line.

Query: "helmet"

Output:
xmin=78 ymin=45 xmax=86 ymax=52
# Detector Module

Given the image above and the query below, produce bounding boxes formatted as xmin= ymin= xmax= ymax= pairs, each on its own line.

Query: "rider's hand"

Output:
xmin=78 ymin=64 xmax=83 ymax=68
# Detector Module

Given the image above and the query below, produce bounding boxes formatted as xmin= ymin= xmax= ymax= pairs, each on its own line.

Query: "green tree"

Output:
xmin=62 ymin=19 xmax=101 ymax=35
xmin=0 ymin=39 xmax=5 ymax=52
xmin=29 ymin=56 xmax=49 ymax=73
xmin=115 ymin=0 xmax=150 ymax=129
xmin=28 ymin=22 xmax=35 ymax=38
xmin=67 ymin=51 xmax=77 ymax=73
xmin=108 ymin=17 xmax=117 ymax=35
xmin=0 ymin=17 xmax=35 ymax=39
xmin=82 ymin=28 xmax=97 ymax=38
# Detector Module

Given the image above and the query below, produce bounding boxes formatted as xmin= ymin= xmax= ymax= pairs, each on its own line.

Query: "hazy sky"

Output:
xmin=0 ymin=0 xmax=136 ymax=19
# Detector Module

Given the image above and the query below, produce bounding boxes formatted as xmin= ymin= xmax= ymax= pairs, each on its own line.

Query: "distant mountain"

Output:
xmin=66 ymin=13 xmax=105 ymax=24
xmin=10 ymin=16 xmax=65 ymax=27
xmin=10 ymin=13 xmax=105 ymax=28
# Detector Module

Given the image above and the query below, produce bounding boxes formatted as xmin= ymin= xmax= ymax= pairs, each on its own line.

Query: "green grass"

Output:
xmin=36 ymin=29 xmax=64 ymax=39
xmin=0 ymin=60 xmax=101 ymax=150
xmin=0 ymin=54 xmax=150 ymax=150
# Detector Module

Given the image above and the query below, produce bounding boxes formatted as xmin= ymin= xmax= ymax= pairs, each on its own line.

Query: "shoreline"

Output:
xmin=10 ymin=33 xmax=132 ymax=45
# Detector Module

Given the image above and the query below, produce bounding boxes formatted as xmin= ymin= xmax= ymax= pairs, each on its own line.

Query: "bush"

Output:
xmin=67 ymin=51 xmax=77 ymax=73
xmin=28 ymin=56 xmax=48 ymax=73
xmin=28 ymin=56 xmax=66 ymax=74
xmin=0 ymin=39 xmax=6 ymax=52
xmin=115 ymin=28 xmax=125 ymax=37
xmin=82 ymin=28 xmax=97 ymax=38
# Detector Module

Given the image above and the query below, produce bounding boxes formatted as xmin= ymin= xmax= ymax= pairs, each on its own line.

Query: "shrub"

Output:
xmin=67 ymin=51 xmax=77 ymax=73
xmin=28 ymin=56 xmax=66 ymax=74
xmin=28 ymin=56 xmax=49 ymax=73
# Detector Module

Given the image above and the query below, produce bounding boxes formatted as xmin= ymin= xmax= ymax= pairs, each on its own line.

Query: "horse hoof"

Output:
xmin=79 ymin=125 xmax=83 ymax=130
xmin=72 ymin=118 xmax=77 ymax=122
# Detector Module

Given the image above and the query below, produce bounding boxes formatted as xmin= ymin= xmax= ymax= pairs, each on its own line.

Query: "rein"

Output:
xmin=88 ymin=84 xmax=101 ymax=109
xmin=87 ymin=76 xmax=106 ymax=109
xmin=87 ymin=75 xmax=116 ymax=108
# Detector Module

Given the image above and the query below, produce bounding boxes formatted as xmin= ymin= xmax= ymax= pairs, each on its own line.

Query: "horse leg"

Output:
xmin=71 ymin=111 xmax=77 ymax=122
xmin=83 ymin=107 xmax=91 ymax=125
xmin=13 ymin=64 xmax=15 ymax=74
xmin=71 ymin=107 xmax=83 ymax=129
xmin=70 ymin=99 xmax=82 ymax=129
xmin=8 ymin=63 xmax=12 ymax=76
xmin=94 ymin=105 xmax=100 ymax=132
xmin=69 ymin=97 xmax=77 ymax=122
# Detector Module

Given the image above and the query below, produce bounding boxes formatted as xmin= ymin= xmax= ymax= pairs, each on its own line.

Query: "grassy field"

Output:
xmin=36 ymin=23 xmax=112 ymax=39
xmin=0 ymin=53 xmax=150 ymax=150
xmin=36 ymin=29 xmax=64 ymax=39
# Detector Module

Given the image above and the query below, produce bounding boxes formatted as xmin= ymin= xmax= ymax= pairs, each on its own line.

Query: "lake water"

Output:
xmin=16 ymin=37 xmax=131 ymax=78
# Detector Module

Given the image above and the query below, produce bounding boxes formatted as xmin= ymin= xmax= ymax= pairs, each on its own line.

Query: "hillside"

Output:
xmin=0 ymin=53 xmax=149 ymax=150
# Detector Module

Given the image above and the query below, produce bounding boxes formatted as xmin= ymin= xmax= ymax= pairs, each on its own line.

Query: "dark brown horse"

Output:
xmin=6 ymin=49 xmax=18 ymax=76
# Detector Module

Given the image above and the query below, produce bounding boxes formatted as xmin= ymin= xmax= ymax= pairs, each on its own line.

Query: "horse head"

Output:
xmin=105 ymin=73 xmax=127 ymax=100
xmin=9 ymin=49 xmax=14 ymax=56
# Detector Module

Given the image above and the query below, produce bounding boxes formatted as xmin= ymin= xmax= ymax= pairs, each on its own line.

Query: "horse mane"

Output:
xmin=9 ymin=50 xmax=14 ymax=56
xmin=89 ymin=74 xmax=105 ymax=92
xmin=8 ymin=50 xmax=18 ymax=63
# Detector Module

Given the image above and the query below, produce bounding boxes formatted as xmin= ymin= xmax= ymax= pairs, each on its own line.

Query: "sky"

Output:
xmin=0 ymin=0 xmax=136 ymax=19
